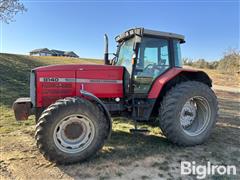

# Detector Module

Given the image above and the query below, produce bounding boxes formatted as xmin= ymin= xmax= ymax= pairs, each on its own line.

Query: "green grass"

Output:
xmin=0 ymin=105 xmax=35 ymax=133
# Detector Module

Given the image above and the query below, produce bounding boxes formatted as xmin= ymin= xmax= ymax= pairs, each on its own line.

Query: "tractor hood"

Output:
xmin=33 ymin=64 xmax=123 ymax=71
xmin=33 ymin=64 xmax=124 ymax=107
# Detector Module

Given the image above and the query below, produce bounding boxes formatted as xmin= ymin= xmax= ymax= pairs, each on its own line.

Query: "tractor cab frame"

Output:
xmin=116 ymin=28 xmax=184 ymax=94
xmin=103 ymin=28 xmax=208 ymax=122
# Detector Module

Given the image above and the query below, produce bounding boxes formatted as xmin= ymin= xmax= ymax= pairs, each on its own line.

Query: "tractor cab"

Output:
xmin=106 ymin=28 xmax=185 ymax=94
xmin=103 ymin=28 xmax=187 ymax=123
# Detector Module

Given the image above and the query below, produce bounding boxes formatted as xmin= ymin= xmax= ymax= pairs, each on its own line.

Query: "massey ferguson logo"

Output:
xmin=40 ymin=77 xmax=59 ymax=82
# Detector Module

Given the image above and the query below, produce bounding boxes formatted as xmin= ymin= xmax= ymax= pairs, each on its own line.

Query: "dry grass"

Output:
xmin=184 ymin=65 xmax=240 ymax=88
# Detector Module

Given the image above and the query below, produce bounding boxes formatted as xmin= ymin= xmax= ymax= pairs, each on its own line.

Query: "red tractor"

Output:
xmin=13 ymin=28 xmax=218 ymax=164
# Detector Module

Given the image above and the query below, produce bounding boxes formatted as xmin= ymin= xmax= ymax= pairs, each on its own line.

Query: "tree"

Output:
xmin=0 ymin=0 xmax=26 ymax=24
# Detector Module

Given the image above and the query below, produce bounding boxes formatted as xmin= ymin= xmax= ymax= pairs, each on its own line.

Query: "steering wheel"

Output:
xmin=143 ymin=63 xmax=162 ymax=72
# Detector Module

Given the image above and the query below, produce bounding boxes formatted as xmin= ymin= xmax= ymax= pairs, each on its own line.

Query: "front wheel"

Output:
xmin=35 ymin=97 xmax=109 ymax=164
xmin=159 ymin=81 xmax=218 ymax=146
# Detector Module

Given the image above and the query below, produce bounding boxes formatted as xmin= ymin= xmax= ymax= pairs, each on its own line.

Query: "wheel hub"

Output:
xmin=179 ymin=96 xmax=211 ymax=137
xmin=180 ymin=100 xmax=197 ymax=128
xmin=64 ymin=122 xmax=83 ymax=140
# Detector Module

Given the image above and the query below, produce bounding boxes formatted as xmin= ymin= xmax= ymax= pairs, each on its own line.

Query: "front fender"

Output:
xmin=80 ymin=90 xmax=112 ymax=139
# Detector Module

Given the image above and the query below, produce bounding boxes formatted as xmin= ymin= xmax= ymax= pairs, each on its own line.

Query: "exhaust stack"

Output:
xmin=104 ymin=34 xmax=109 ymax=65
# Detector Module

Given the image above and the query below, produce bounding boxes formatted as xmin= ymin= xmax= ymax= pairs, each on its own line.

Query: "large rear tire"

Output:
xmin=35 ymin=97 xmax=109 ymax=164
xmin=159 ymin=81 xmax=218 ymax=146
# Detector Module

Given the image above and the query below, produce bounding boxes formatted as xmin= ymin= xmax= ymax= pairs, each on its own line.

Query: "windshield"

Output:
xmin=116 ymin=38 xmax=135 ymax=73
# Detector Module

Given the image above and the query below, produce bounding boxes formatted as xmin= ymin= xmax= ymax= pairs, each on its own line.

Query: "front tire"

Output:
xmin=35 ymin=97 xmax=109 ymax=164
xmin=159 ymin=81 xmax=218 ymax=146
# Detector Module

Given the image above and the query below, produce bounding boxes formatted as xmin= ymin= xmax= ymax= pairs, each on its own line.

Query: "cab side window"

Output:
xmin=173 ymin=40 xmax=182 ymax=67
xmin=134 ymin=37 xmax=170 ymax=93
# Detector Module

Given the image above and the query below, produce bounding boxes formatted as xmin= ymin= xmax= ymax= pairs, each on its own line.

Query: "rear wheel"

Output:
xmin=35 ymin=97 xmax=109 ymax=164
xmin=159 ymin=81 xmax=218 ymax=146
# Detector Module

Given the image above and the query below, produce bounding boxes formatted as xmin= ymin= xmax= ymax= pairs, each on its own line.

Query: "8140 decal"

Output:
xmin=40 ymin=77 xmax=59 ymax=82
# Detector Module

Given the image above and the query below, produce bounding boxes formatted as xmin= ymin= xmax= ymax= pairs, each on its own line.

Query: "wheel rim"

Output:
xmin=53 ymin=114 xmax=95 ymax=153
xmin=180 ymin=96 xmax=211 ymax=136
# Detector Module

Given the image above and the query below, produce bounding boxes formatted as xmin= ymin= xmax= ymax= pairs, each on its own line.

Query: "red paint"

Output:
xmin=148 ymin=67 xmax=197 ymax=99
xmin=34 ymin=64 xmax=121 ymax=71
xmin=76 ymin=68 xmax=124 ymax=98
xmin=36 ymin=70 xmax=76 ymax=107
xmin=35 ymin=64 xmax=124 ymax=107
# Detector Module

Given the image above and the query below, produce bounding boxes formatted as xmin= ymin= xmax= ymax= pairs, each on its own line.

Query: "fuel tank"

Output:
xmin=34 ymin=64 xmax=124 ymax=107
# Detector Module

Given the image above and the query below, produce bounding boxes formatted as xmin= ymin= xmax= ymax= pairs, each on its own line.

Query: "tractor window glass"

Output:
xmin=117 ymin=38 xmax=135 ymax=73
xmin=173 ymin=40 xmax=182 ymax=67
xmin=144 ymin=48 xmax=158 ymax=66
xmin=134 ymin=37 xmax=170 ymax=93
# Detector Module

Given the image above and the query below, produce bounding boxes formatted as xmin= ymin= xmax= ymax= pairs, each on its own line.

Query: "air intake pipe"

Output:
xmin=104 ymin=34 xmax=109 ymax=65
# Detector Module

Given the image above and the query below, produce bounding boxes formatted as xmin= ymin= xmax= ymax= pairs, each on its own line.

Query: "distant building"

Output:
xmin=29 ymin=48 xmax=52 ymax=56
xmin=64 ymin=51 xmax=79 ymax=58
xmin=30 ymin=48 xmax=79 ymax=58
xmin=51 ymin=49 xmax=65 ymax=56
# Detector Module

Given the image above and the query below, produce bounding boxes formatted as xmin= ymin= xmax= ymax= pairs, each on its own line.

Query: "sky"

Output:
xmin=0 ymin=0 xmax=239 ymax=61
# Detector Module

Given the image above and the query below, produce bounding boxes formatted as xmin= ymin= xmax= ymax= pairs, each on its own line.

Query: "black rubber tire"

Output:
xmin=159 ymin=81 xmax=218 ymax=146
xmin=35 ymin=97 xmax=109 ymax=164
xmin=35 ymin=108 xmax=44 ymax=123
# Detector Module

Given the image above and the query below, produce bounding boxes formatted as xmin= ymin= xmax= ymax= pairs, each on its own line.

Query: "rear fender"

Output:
xmin=80 ymin=90 xmax=112 ymax=139
xmin=148 ymin=68 xmax=212 ymax=99
xmin=147 ymin=68 xmax=212 ymax=119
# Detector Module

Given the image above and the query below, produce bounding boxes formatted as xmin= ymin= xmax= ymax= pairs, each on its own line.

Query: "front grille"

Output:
xmin=30 ymin=71 xmax=36 ymax=107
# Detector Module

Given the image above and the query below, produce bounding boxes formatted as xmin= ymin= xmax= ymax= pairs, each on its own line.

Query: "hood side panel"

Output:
xmin=35 ymin=65 xmax=124 ymax=107
xmin=76 ymin=68 xmax=124 ymax=98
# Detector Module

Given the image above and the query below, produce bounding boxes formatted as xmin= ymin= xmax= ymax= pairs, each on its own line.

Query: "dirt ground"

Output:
xmin=0 ymin=88 xmax=239 ymax=180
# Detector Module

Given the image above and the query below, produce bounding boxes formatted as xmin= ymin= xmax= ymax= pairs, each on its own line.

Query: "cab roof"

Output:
xmin=115 ymin=27 xmax=185 ymax=43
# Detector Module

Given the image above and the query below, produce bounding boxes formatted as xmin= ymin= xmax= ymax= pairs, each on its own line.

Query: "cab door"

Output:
xmin=133 ymin=37 xmax=170 ymax=94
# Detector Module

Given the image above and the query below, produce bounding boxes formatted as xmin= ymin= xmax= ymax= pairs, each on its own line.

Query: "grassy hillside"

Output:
xmin=0 ymin=53 xmax=102 ymax=107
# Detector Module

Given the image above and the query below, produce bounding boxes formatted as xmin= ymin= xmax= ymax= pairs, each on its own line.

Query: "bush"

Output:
xmin=217 ymin=50 xmax=240 ymax=74
xmin=208 ymin=61 xmax=219 ymax=69
xmin=185 ymin=58 xmax=218 ymax=69
xmin=183 ymin=50 xmax=240 ymax=74
xmin=183 ymin=58 xmax=193 ymax=66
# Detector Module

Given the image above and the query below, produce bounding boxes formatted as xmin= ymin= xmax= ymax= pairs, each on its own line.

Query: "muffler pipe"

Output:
xmin=104 ymin=34 xmax=109 ymax=65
